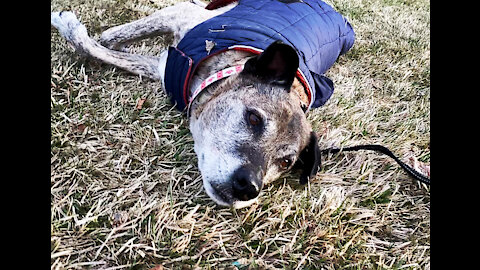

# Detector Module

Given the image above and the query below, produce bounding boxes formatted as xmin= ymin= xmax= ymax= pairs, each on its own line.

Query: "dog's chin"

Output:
xmin=202 ymin=179 xmax=258 ymax=209
xmin=232 ymin=198 xmax=258 ymax=209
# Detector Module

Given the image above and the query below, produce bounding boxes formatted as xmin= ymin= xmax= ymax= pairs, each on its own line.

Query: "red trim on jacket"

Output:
xmin=205 ymin=0 xmax=239 ymax=10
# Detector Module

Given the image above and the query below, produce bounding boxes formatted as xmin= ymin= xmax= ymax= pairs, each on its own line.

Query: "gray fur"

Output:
xmin=189 ymin=76 xmax=313 ymax=207
xmin=51 ymin=1 xmax=314 ymax=209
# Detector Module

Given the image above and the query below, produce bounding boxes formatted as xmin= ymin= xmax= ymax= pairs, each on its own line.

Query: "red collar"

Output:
xmin=187 ymin=64 xmax=244 ymax=115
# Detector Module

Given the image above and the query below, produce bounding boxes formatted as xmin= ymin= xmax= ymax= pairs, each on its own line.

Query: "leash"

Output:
xmin=321 ymin=144 xmax=430 ymax=185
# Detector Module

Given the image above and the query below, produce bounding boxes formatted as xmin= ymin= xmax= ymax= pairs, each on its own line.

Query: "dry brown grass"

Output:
xmin=51 ymin=0 xmax=430 ymax=269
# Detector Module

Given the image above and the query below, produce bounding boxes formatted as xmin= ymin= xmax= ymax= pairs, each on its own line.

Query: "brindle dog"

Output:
xmin=51 ymin=1 xmax=323 ymax=208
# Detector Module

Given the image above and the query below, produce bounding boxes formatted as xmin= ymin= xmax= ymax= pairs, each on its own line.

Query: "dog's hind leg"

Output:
xmin=52 ymin=11 xmax=163 ymax=81
xmin=99 ymin=1 xmax=225 ymax=51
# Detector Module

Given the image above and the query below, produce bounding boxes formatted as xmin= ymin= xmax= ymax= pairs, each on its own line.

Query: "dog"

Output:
xmin=51 ymin=0 xmax=355 ymax=208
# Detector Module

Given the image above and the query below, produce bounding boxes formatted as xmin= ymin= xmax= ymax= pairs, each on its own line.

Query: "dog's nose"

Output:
xmin=232 ymin=166 xmax=261 ymax=201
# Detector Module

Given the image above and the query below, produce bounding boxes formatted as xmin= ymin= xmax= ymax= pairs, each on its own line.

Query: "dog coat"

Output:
xmin=164 ymin=0 xmax=355 ymax=111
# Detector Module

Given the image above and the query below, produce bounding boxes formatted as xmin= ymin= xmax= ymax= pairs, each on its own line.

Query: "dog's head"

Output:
xmin=189 ymin=41 xmax=321 ymax=208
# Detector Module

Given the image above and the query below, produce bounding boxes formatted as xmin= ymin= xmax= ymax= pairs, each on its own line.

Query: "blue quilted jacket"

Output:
xmin=164 ymin=0 xmax=355 ymax=111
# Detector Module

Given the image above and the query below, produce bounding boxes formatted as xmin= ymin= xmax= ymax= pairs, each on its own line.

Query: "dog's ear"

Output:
xmin=242 ymin=41 xmax=299 ymax=89
xmin=296 ymin=132 xmax=321 ymax=185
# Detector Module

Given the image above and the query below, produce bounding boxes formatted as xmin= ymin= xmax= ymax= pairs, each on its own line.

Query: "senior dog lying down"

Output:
xmin=51 ymin=0 xmax=355 ymax=208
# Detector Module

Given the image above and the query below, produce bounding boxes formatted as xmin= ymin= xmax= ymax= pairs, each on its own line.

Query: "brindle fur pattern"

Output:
xmin=189 ymin=73 xmax=312 ymax=207
xmin=51 ymin=1 xmax=316 ymax=208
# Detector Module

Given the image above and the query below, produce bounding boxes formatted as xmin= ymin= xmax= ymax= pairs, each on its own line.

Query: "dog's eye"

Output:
xmin=279 ymin=158 xmax=293 ymax=170
xmin=247 ymin=111 xmax=262 ymax=126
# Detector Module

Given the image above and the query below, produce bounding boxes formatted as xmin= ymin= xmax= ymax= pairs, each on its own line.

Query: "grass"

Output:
xmin=51 ymin=0 xmax=430 ymax=269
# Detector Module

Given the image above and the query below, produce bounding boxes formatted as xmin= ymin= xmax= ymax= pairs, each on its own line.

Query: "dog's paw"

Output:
xmin=51 ymin=11 xmax=90 ymax=51
xmin=51 ymin=11 xmax=82 ymax=36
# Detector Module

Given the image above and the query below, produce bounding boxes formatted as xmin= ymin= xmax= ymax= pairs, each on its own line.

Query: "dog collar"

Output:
xmin=187 ymin=64 xmax=244 ymax=111
xmin=186 ymin=61 xmax=312 ymax=117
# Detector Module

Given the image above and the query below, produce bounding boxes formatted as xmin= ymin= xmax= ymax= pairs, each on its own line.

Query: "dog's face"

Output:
xmin=189 ymin=42 xmax=321 ymax=208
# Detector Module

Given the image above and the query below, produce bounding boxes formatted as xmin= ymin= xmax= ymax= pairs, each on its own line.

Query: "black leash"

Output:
xmin=321 ymin=144 xmax=430 ymax=185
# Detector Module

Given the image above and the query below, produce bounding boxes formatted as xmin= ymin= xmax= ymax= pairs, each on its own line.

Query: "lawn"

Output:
xmin=51 ymin=0 xmax=430 ymax=269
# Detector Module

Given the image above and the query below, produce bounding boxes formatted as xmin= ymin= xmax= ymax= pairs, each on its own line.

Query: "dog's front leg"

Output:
xmin=51 ymin=11 xmax=163 ymax=81
xmin=99 ymin=1 xmax=219 ymax=51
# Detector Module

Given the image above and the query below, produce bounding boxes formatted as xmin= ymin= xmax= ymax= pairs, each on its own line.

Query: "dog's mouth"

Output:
xmin=210 ymin=183 xmax=232 ymax=205
xmin=202 ymin=179 xmax=258 ymax=209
